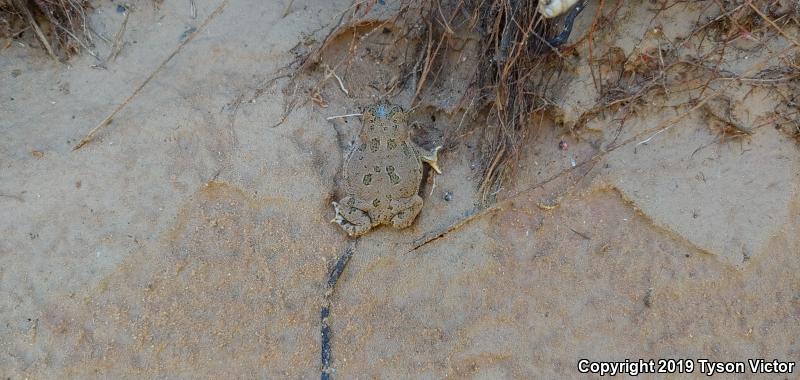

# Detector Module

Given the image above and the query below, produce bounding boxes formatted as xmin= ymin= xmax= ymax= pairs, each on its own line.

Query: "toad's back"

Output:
xmin=342 ymin=136 xmax=423 ymax=210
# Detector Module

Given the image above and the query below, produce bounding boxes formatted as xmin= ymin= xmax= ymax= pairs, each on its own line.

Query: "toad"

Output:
xmin=331 ymin=103 xmax=441 ymax=237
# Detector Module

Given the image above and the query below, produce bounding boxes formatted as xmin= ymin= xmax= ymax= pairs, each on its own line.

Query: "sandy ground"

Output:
xmin=1 ymin=0 xmax=799 ymax=378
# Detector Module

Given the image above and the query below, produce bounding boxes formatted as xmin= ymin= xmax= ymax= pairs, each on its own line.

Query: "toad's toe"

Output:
xmin=418 ymin=145 xmax=442 ymax=174
xmin=331 ymin=200 xmax=373 ymax=236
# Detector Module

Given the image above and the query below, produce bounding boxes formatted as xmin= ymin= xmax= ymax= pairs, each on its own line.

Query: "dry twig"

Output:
xmin=73 ymin=0 xmax=231 ymax=150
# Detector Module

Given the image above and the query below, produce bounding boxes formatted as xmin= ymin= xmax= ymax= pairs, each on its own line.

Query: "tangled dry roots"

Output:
xmin=1 ymin=0 xmax=91 ymax=59
xmin=456 ymin=0 xmax=574 ymax=201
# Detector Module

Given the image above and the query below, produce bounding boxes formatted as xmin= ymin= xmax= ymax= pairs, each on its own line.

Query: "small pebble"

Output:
xmin=443 ymin=191 xmax=453 ymax=202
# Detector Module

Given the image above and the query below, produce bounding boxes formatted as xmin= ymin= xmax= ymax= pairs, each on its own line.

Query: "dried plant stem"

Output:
xmin=73 ymin=0 xmax=231 ymax=150
xmin=13 ymin=0 xmax=57 ymax=60
xmin=105 ymin=10 xmax=129 ymax=63
xmin=326 ymin=113 xmax=362 ymax=120
xmin=410 ymin=205 xmax=502 ymax=252
xmin=747 ymin=1 xmax=800 ymax=49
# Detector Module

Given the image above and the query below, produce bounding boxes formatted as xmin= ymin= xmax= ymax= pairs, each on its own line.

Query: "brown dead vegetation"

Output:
xmin=0 ymin=0 xmax=93 ymax=59
xmin=296 ymin=0 xmax=800 ymax=204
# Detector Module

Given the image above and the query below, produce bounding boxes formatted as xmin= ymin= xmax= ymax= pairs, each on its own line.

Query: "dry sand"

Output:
xmin=1 ymin=0 xmax=798 ymax=378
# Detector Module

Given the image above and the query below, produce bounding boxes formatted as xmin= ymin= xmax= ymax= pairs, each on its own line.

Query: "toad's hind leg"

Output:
xmin=331 ymin=198 xmax=372 ymax=237
xmin=389 ymin=195 xmax=423 ymax=229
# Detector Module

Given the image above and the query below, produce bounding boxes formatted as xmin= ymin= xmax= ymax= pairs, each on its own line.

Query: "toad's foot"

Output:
xmin=538 ymin=0 xmax=581 ymax=18
xmin=413 ymin=143 xmax=442 ymax=174
xmin=331 ymin=200 xmax=372 ymax=237
xmin=389 ymin=195 xmax=424 ymax=229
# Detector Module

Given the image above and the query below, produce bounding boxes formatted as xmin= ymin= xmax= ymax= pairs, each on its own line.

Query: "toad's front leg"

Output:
xmin=411 ymin=142 xmax=442 ymax=174
xmin=389 ymin=195 xmax=423 ymax=229
xmin=331 ymin=197 xmax=373 ymax=237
